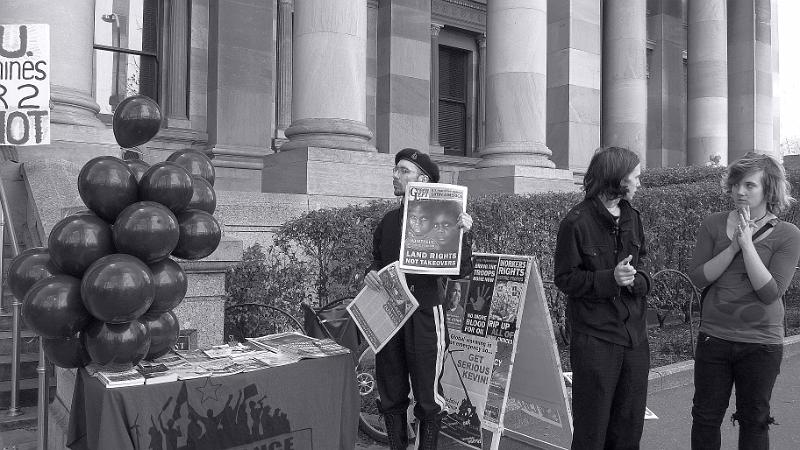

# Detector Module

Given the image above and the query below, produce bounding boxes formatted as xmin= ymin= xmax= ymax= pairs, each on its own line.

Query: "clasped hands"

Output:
xmin=614 ymin=254 xmax=636 ymax=287
xmin=730 ymin=206 xmax=755 ymax=252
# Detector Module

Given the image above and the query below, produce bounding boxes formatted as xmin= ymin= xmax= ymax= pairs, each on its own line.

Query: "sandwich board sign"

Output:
xmin=440 ymin=253 xmax=573 ymax=449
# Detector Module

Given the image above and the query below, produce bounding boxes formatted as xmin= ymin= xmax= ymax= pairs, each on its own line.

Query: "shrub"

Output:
xmin=225 ymin=164 xmax=800 ymax=343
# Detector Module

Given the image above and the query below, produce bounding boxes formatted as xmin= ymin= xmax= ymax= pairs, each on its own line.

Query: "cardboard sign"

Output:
xmin=0 ymin=24 xmax=50 ymax=145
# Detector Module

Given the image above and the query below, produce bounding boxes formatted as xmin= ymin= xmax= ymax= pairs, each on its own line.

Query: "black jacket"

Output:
xmin=369 ymin=204 xmax=473 ymax=309
xmin=554 ymin=197 xmax=651 ymax=347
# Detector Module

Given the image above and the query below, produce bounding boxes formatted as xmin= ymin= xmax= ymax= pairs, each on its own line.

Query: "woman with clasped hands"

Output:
xmin=554 ymin=146 xmax=652 ymax=450
xmin=688 ymin=152 xmax=800 ymax=450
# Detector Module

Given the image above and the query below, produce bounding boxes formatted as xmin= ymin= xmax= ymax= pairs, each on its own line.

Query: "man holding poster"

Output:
xmin=365 ymin=148 xmax=474 ymax=450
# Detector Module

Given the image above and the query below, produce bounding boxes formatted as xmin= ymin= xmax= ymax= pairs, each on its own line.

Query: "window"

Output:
xmin=438 ymin=45 xmax=469 ymax=156
xmin=93 ymin=0 xmax=160 ymax=120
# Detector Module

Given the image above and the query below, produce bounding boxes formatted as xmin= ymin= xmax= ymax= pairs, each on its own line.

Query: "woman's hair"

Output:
xmin=583 ymin=146 xmax=640 ymax=199
xmin=724 ymin=152 xmax=795 ymax=214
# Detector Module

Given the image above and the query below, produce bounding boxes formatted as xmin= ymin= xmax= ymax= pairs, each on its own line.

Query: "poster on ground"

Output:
xmin=346 ymin=262 xmax=418 ymax=353
xmin=439 ymin=253 xmax=573 ymax=450
xmin=399 ymin=182 xmax=467 ymax=275
xmin=0 ymin=24 xmax=50 ymax=145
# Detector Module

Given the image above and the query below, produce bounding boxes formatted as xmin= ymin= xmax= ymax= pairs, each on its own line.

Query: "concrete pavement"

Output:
xmin=358 ymin=335 xmax=800 ymax=449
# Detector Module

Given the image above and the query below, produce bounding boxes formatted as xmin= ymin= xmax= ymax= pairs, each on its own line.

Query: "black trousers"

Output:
xmin=570 ymin=332 xmax=650 ymax=450
xmin=691 ymin=333 xmax=783 ymax=450
xmin=375 ymin=305 xmax=449 ymax=422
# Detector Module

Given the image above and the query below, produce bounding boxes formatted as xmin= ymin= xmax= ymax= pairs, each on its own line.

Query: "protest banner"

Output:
xmin=439 ymin=253 xmax=573 ymax=450
xmin=0 ymin=24 xmax=50 ymax=145
xmin=399 ymin=182 xmax=467 ymax=275
xmin=346 ymin=262 xmax=419 ymax=353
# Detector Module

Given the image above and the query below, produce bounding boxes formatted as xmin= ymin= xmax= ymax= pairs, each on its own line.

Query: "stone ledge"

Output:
xmin=647 ymin=334 xmax=800 ymax=393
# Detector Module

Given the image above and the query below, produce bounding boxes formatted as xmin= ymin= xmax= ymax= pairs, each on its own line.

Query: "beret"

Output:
xmin=395 ymin=148 xmax=440 ymax=183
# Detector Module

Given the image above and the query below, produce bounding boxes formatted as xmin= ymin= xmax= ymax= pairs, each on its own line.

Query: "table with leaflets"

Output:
xmin=66 ymin=349 xmax=358 ymax=450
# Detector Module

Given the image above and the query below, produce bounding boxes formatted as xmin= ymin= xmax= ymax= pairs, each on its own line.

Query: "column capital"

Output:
xmin=431 ymin=23 xmax=444 ymax=36
xmin=278 ymin=0 xmax=293 ymax=6
xmin=477 ymin=33 xmax=486 ymax=48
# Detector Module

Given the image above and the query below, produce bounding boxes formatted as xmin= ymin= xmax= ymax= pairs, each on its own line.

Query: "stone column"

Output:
xmin=273 ymin=0 xmax=293 ymax=150
xmin=282 ymin=0 xmax=374 ymax=152
xmin=458 ymin=0 xmax=573 ymax=195
xmin=602 ymin=0 xmax=647 ymax=165
xmin=165 ymin=0 xmax=190 ymax=128
xmin=376 ymin=0 xmax=431 ymax=153
xmin=477 ymin=34 xmax=487 ymax=151
xmin=0 ymin=0 xmax=102 ymax=128
xmin=688 ymin=0 xmax=728 ymax=166
xmin=207 ymin=0 xmax=274 ymax=191
xmin=430 ymin=24 xmax=443 ymax=148
xmin=546 ymin=0 xmax=602 ymax=171
xmin=728 ymin=0 xmax=773 ymax=159
xmin=478 ymin=0 xmax=554 ymax=168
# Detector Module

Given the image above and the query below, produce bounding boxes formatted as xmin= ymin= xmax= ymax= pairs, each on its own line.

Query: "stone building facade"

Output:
xmin=0 ymin=0 xmax=782 ymax=218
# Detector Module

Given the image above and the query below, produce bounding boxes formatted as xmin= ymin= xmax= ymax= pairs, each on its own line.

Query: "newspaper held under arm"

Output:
xmin=346 ymin=262 xmax=419 ymax=353
xmin=400 ymin=182 xmax=468 ymax=275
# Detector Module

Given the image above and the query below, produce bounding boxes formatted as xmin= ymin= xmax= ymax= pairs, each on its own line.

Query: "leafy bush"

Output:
xmin=225 ymin=164 xmax=800 ymax=344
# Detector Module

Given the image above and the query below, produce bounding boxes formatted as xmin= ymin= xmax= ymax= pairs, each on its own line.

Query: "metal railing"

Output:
xmin=0 ymin=167 xmax=48 ymax=449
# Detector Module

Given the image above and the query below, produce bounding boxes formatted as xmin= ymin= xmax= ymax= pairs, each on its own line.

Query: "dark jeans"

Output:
xmin=570 ymin=332 xmax=650 ymax=450
xmin=691 ymin=332 xmax=783 ymax=450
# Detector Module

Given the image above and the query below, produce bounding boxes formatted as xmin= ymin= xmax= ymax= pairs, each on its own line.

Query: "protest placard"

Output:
xmin=399 ymin=182 xmax=467 ymax=275
xmin=0 ymin=24 xmax=50 ymax=145
xmin=346 ymin=262 xmax=419 ymax=353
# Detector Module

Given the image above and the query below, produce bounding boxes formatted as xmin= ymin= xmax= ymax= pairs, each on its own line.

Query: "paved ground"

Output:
xmin=641 ymin=350 xmax=800 ymax=450
xmin=357 ymin=351 xmax=800 ymax=449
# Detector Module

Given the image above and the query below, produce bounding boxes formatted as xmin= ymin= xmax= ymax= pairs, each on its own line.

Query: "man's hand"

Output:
xmin=365 ymin=270 xmax=382 ymax=292
xmin=614 ymin=255 xmax=636 ymax=287
xmin=457 ymin=212 xmax=473 ymax=232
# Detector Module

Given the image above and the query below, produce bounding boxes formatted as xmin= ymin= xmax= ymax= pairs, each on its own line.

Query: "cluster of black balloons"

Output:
xmin=9 ymin=149 xmax=221 ymax=372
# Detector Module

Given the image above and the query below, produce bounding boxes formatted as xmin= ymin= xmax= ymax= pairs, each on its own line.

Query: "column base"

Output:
xmin=262 ymin=146 xmax=395 ymax=198
xmin=457 ymin=165 xmax=578 ymax=196
xmin=476 ymin=141 xmax=555 ymax=168
xmin=210 ymin=144 xmax=268 ymax=192
xmin=50 ymin=86 xmax=104 ymax=128
xmin=282 ymin=118 xmax=376 ymax=152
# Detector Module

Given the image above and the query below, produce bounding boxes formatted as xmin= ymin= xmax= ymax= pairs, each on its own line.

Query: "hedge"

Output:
xmin=225 ymin=165 xmax=800 ymax=340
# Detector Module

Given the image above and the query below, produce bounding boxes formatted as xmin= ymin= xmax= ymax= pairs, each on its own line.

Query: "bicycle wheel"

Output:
xmin=356 ymin=343 xmax=388 ymax=442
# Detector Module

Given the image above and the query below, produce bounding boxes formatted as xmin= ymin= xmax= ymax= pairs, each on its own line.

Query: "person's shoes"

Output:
xmin=384 ymin=413 xmax=409 ymax=450
xmin=416 ymin=418 xmax=441 ymax=450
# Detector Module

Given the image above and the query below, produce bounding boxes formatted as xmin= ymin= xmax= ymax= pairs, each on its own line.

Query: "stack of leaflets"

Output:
xmin=91 ymin=366 xmax=146 ymax=388
xmin=136 ymin=362 xmax=179 ymax=385
xmin=246 ymin=332 xmax=350 ymax=359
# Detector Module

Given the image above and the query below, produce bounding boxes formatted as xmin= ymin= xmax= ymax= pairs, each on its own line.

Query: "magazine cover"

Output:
xmin=444 ymin=279 xmax=471 ymax=330
xmin=399 ymin=182 xmax=467 ymax=275
xmin=346 ymin=262 xmax=419 ymax=352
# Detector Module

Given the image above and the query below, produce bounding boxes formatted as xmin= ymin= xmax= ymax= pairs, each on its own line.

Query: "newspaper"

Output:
xmin=346 ymin=262 xmax=419 ymax=352
xmin=399 ymin=182 xmax=467 ymax=275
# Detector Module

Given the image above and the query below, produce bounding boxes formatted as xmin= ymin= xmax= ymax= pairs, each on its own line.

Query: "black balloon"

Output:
xmin=77 ymin=156 xmax=139 ymax=222
xmin=112 ymin=95 xmax=162 ymax=149
xmin=83 ymin=319 xmax=151 ymax=372
xmin=139 ymin=162 xmax=194 ymax=213
xmin=43 ymin=333 xmax=91 ymax=369
xmin=167 ymin=149 xmax=215 ymax=186
xmin=81 ymin=254 xmax=155 ymax=323
xmin=22 ymin=275 xmax=91 ymax=338
xmin=145 ymin=258 xmax=187 ymax=316
xmin=142 ymin=310 xmax=179 ymax=360
xmin=123 ymin=159 xmax=150 ymax=183
xmin=7 ymin=247 xmax=58 ymax=300
xmin=172 ymin=210 xmax=222 ymax=260
xmin=48 ymin=212 xmax=115 ymax=277
xmin=187 ymin=176 xmax=216 ymax=214
xmin=113 ymin=201 xmax=179 ymax=264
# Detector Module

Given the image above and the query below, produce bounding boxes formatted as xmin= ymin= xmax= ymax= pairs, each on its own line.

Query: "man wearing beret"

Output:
xmin=365 ymin=148 xmax=474 ymax=449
